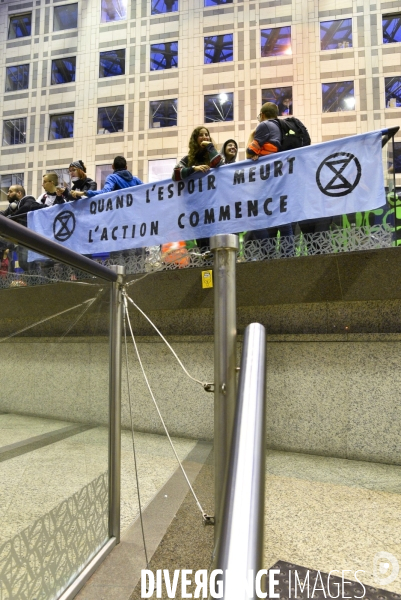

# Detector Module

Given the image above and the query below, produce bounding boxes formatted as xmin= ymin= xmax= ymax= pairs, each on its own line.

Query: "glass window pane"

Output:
xmin=148 ymin=159 xmax=177 ymax=182
xmin=204 ymin=34 xmax=233 ymax=64
xmin=49 ymin=113 xmax=74 ymax=139
xmin=385 ymin=76 xmax=401 ymax=107
xmin=5 ymin=65 xmax=29 ymax=92
xmin=262 ymin=87 xmax=293 ymax=116
xmin=8 ymin=13 xmax=31 ymax=39
xmin=322 ymin=81 xmax=355 ymax=112
xmin=383 ymin=14 xmax=401 ymax=44
xmin=51 ymin=57 xmax=76 ymax=85
xmin=320 ymin=19 xmax=352 ymax=50
xmin=101 ymin=0 xmax=127 ymax=22
xmin=261 ymin=26 xmax=291 ymax=57
xmin=204 ymin=92 xmax=233 ymax=122
xmin=149 ymin=99 xmax=178 ymax=128
xmin=99 ymin=49 xmax=125 ymax=78
xmin=96 ymin=164 xmax=113 ymax=188
xmin=150 ymin=42 xmax=178 ymax=70
xmin=53 ymin=4 xmax=78 ymax=31
xmin=204 ymin=0 xmax=233 ymax=6
xmin=97 ymin=105 xmax=124 ymax=133
xmin=0 ymin=173 xmax=24 ymax=204
xmin=393 ymin=142 xmax=401 ymax=173
xmin=3 ymin=118 xmax=27 ymax=146
xmin=151 ymin=0 xmax=178 ymax=15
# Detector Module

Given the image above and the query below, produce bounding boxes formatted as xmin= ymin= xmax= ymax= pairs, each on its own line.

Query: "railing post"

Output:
xmin=109 ymin=264 xmax=125 ymax=543
xmin=210 ymin=234 xmax=239 ymax=540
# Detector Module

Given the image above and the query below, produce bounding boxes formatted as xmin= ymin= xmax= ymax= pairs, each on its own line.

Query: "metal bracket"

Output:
xmin=203 ymin=383 xmax=214 ymax=393
xmin=203 ymin=514 xmax=215 ymax=526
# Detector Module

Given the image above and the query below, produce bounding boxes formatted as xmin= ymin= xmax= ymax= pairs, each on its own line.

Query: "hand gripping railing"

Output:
xmin=212 ymin=323 xmax=267 ymax=600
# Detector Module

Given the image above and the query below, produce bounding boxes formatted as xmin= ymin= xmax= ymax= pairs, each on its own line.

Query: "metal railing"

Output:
xmin=0 ymin=214 xmax=124 ymax=600
xmin=212 ymin=323 xmax=267 ymax=600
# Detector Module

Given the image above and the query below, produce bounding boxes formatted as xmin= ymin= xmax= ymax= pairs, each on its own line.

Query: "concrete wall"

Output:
xmin=1 ymin=334 xmax=400 ymax=465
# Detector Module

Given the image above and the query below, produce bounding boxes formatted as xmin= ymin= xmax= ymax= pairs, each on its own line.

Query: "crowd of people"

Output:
xmin=0 ymin=101 xmax=325 ymax=277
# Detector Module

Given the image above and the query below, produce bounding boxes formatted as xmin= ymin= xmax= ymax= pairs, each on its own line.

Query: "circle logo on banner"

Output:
xmin=53 ymin=210 xmax=76 ymax=242
xmin=316 ymin=152 xmax=362 ymax=197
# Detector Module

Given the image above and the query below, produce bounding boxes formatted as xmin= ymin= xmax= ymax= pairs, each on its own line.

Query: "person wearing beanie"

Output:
xmin=62 ymin=160 xmax=97 ymax=200
xmin=220 ymin=139 xmax=238 ymax=164
xmin=73 ymin=156 xmax=142 ymax=198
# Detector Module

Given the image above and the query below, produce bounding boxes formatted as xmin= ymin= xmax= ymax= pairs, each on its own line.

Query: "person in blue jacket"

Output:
xmin=73 ymin=156 xmax=142 ymax=198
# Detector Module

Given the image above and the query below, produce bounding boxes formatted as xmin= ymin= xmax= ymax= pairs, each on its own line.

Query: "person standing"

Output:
xmin=245 ymin=102 xmax=293 ymax=255
xmin=36 ymin=173 xmax=68 ymax=206
xmin=59 ymin=160 xmax=97 ymax=200
xmin=73 ymin=156 xmax=142 ymax=198
xmin=173 ymin=126 xmax=223 ymax=250
xmin=220 ymin=139 xmax=238 ymax=164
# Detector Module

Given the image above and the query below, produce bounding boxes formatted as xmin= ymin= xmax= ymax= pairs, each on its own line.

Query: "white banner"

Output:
xmin=28 ymin=130 xmax=385 ymax=255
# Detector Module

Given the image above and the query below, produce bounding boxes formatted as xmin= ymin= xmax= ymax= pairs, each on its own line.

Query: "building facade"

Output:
xmin=0 ymin=0 xmax=400 ymax=210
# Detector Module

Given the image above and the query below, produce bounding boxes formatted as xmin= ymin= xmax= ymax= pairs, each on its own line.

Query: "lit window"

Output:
xmin=262 ymin=87 xmax=293 ymax=116
xmin=204 ymin=34 xmax=233 ymax=64
xmin=204 ymin=0 xmax=233 ymax=6
xmin=148 ymin=159 xmax=177 ymax=182
xmin=51 ymin=57 xmax=76 ymax=85
xmin=322 ymin=82 xmax=355 ymax=112
xmin=53 ymin=4 xmax=78 ymax=31
xmin=151 ymin=0 xmax=178 ymax=15
xmin=385 ymin=76 xmax=401 ymax=108
xmin=0 ymin=173 xmax=24 ymax=203
xmin=149 ymin=99 xmax=178 ymax=128
xmin=320 ymin=19 xmax=352 ymax=50
xmin=8 ymin=13 xmax=31 ymax=39
xmin=96 ymin=164 xmax=113 ymax=188
xmin=49 ymin=113 xmax=74 ymax=140
xmin=150 ymin=42 xmax=178 ymax=70
xmin=5 ymin=65 xmax=29 ymax=92
xmin=204 ymin=92 xmax=233 ymax=122
xmin=383 ymin=14 xmax=401 ymax=44
xmin=3 ymin=118 xmax=27 ymax=146
xmin=99 ymin=49 xmax=125 ymax=77
xmin=261 ymin=26 xmax=291 ymax=57
xmin=98 ymin=105 xmax=124 ymax=133
xmin=101 ymin=0 xmax=127 ymax=22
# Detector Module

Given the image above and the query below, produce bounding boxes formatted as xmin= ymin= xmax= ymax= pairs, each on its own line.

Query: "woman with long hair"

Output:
xmin=172 ymin=126 xmax=223 ymax=181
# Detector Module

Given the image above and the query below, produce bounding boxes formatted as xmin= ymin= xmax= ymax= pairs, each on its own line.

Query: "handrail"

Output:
xmin=213 ymin=322 xmax=267 ymax=599
xmin=0 ymin=214 xmax=118 ymax=282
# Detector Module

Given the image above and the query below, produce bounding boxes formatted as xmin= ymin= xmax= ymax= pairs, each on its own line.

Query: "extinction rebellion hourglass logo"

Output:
xmin=316 ymin=152 xmax=362 ymax=197
xmin=53 ymin=211 xmax=76 ymax=242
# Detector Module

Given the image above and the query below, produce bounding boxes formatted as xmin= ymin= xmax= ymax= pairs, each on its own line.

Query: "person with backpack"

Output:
xmin=245 ymin=102 xmax=293 ymax=255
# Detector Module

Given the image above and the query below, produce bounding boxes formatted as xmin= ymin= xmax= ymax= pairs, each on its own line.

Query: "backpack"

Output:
xmin=274 ymin=117 xmax=311 ymax=151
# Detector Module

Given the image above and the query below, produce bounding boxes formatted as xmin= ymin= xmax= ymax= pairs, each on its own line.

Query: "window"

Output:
xmin=320 ymin=19 xmax=352 ymax=50
xmin=98 ymin=105 xmax=124 ymax=133
xmin=99 ymin=49 xmax=125 ymax=78
xmin=51 ymin=57 xmax=76 ymax=85
xmin=204 ymin=92 xmax=233 ymax=122
xmin=385 ymin=76 xmax=401 ymax=107
xmin=3 ymin=119 xmax=26 ymax=146
xmin=0 ymin=173 xmax=24 ymax=203
xmin=388 ymin=142 xmax=401 ymax=174
xmin=151 ymin=0 xmax=178 ymax=15
xmin=148 ymin=159 xmax=177 ymax=182
xmin=49 ymin=113 xmax=74 ymax=140
xmin=53 ymin=4 xmax=78 ymax=31
xmin=204 ymin=0 xmax=233 ymax=6
xmin=204 ymin=34 xmax=233 ymax=64
xmin=261 ymin=26 xmax=291 ymax=57
xmin=96 ymin=165 xmax=113 ymax=189
xmin=322 ymin=81 xmax=355 ymax=112
xmin=150 ymin=42 xmax=178 ymax=70
xmin=5 ymin=65 xmax=29 ymax=92
xmin=149 ymin=99 xmax=178 ymax=128
xmin=8 ymin=13 xmax=31 ymax=39
xmin=262 ymin=87 xmax=293 ymax=116
xmin=101 ymin=0 xmax=127 ymax=22
xmin=383 ymin=14 xmax=401 ymax=44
